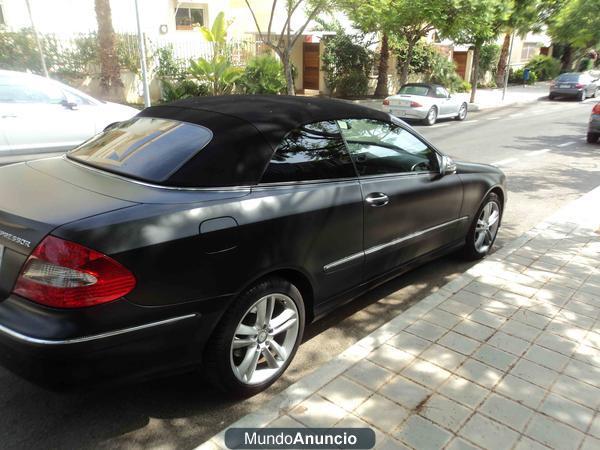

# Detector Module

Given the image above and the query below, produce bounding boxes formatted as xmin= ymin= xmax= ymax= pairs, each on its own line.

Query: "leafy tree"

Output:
xmin=244 ymin=0 xmax=334 ymax=95
xmin=189 ymin=12 xmax=242 ymax=95
xmin=548 ymin=0 xmax=600 ymax=70
xmin=447 ymin=0 xmax=509 ymax=103
xmin=337 ymin=0 xmax=460 ymax=96
xmin=94 ymin=0 xmax=123 ymax=100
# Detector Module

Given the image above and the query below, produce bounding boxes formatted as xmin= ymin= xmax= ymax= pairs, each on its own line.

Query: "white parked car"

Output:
xmin=383 ymin=83 xmax=468 ymax=126
xmin=0 ymin=70 xmax=138 ymax=155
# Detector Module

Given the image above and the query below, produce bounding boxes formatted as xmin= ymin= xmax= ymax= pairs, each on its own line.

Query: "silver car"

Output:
xmin=549 ymin=72 xmax=598 ymax=101
xmin=383 ymin=83 xmax=468 ymax=126
xmin=0 ymin=70 xmax=138 ymax=156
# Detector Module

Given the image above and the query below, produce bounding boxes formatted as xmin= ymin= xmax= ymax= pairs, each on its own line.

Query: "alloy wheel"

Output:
xmin=474 ymin=201 xmax=500 ymax=254
xmin=230 ymin=293 xmax=299 ymax=385
xmin=427 ymin=107 xmax=437 ymax=125
xmin=458 ymin=104 xmax=467 ymax=120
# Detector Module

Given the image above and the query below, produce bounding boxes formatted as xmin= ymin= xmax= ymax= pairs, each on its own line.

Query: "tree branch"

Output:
xmin=278 ymin=0 xmax=305 ymax=49
xmin=290 ymin=0 xmax=326 ymax=49
xmin=266 ymin=0 xmax=277 ymax=42
xmin=244 ymin=0 xmax=266 ymax=43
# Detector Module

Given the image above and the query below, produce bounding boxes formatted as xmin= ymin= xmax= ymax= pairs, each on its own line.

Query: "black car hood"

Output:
xmin=455 ymin=161 xmax=504 ymax=175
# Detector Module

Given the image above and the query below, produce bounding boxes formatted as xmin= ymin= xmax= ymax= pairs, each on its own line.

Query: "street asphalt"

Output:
xmin=0 ymin=96 xmax=598 ymax=450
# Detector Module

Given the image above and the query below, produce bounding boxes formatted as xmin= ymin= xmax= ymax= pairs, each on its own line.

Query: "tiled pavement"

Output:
xmin=198 ymin=186 xmax=600 ymax=450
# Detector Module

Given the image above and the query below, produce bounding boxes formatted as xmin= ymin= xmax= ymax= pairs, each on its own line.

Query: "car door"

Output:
xmin=253 ymin=120 xmax=365 ymax=307
xmin=0 ymin=75 xmax=95 ymax=154
xmin=337 ymin=118 xmax=464 ymax=281
xmin=434 ymin=86 xmax=455 ymax=116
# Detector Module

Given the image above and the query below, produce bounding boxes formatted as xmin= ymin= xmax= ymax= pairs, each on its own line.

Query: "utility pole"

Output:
xmin=134 ymin=0 xmax=151 ymax=107
xmin=502 ymin=31 xmax=516 ymax=102
xmin=25 ymin=0 xmax=49 ymax=78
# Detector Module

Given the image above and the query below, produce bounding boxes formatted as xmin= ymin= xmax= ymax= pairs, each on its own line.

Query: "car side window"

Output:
xmin=260 ymin=121 xmax=356 ymax=183
xmin=435 ymin=87 xmax=448 ymax=98
xmin=337 ymin=119 xmax=439 ymax=176
xmin=0 ymin=77 xmax=65 ymax=104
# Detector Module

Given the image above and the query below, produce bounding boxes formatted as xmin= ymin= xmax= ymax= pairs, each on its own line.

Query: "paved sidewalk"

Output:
xmin=199 ymin=185 xmax=600 ymax=450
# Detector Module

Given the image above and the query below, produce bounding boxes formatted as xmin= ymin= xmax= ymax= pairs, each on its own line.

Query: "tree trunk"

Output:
xmin=496 ymin=32 xmax=511 ymax=86
xmin=94 ymin=0 xmax=123 ymax=101
xmin=283 ymin=50 xmax=295 ymax=95
xmin=374 ymin=33 xmax=389 ymax=98
xmin=561 ymin=44 xmax=573 ymax=72
xmin=399 ymin=38 xmax=416 ymax=87
xmin=469 ymin=44 xmax=481 ymax=104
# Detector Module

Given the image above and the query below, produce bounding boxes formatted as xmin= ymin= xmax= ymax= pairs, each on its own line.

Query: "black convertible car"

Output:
xmin=0 ymin=96 xmax=505 ymax=395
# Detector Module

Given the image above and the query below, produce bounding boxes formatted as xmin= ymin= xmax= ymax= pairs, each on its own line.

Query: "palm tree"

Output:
xmin=94 ymin=0 xmax=123 ymax=100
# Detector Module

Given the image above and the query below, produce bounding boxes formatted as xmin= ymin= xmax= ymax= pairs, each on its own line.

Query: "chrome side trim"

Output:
xmin=0 ymin=314 xmax=197 ymax=346
xmin=365 ymin=216 xmax=469 ymax=256
xmin=62 ymin=157 xmax=252 ymax=192
xmin=323 ymin=251 xmax=364 ymax=272
xmin=323 ymin=216 xmax=469 ymax=271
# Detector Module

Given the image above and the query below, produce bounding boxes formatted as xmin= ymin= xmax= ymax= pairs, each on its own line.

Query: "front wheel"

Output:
xmin=462 ymin=192 xmax=503 ymax=260
xmin=204 ymin=277 xmax=305 ymax=397
xmin=455 ymin=103 xmax=468 ymax=121
xmin=424 ymin=106 xmax=438 ymax=126
xmin=578 ymin=91 xmax=585 ymax=101
xmin=587 ymin=133 xmax=599 ymax=144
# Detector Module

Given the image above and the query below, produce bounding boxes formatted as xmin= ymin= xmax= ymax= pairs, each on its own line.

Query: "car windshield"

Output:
xmin=68 ymin=117 xmax=213 ymax=184
xmin=557 ymin=74 xmax=580 ymax=82
xmin=398 ymin=85 xmax=430 ymax=96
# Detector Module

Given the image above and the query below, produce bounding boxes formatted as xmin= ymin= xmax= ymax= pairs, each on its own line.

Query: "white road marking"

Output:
xmin=557 ymin=141 xmax=575 ymax=147
xmin=430 ymin=123 xmax=451 ymax=128
xmin=491 ymin=158 xmax=517 ymax=166
xmin=486 ymin=116 xmax=500 ymax=120
xmin=462 ymin=120 xmax=479 ymax=124
xmin=526 ymin=148 xmax=551 ymax=156
xmin=510 ymin=112 xmax=525 ymax=118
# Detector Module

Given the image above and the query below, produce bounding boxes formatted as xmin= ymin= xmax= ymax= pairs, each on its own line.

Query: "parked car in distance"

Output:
xmin=383 ymin=83 xmax=468 ymax=126
xmin=549 ymin=72 xmax=598 ymax=101
xmin=0 ymin=70 xmax=138 ymax=156
xmin=588 ymin=102 xmax=600 ymax=143
xmin=0 ymin=96 xmax=506 ymax=396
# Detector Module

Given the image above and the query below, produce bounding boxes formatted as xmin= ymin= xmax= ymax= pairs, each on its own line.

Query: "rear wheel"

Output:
xmin=205 ymin=277 xmax=305 ymax=397
xmin=548 ymin=93 xmax=556 ymax=100
xmin=462 ymin=192 xmax=502 ymax=260
xmin=587 ymin=133 xmax=599 ymax=144
xmin=455 ymin=103 xmax=468 ymax=121
xmin=424 ymin=106 xmax=438 ymax=126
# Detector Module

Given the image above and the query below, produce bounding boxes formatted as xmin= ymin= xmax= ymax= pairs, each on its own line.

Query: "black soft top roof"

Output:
xmin=138 ymin=95 xmax=391 ymax=187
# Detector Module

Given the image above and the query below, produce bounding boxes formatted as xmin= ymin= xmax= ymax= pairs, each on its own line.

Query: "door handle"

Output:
xmin=365 ymin=192 xmax=389 ymax=207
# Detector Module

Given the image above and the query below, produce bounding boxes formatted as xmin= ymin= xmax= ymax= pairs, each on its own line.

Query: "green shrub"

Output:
xmin=394 ymin=40 xmax=438 ymax=75
xmin=322 ymin=30 xmax=372 ymax=97
xmin=509 ymin=68 xmax=538 ymax=84
xmin=525 ymin=55 xmax=560 ymax=81
xmin=239 ymin=55 xmax=286 ymax=94
xmin=335 ymin=70 xmax=369 ymax=97
xmin=160 ymin=78 xmax=209 ymax=102
xmin=155 ymin=45 xmax=187 ymax=80
xmin=479 ymin=44 xmax=500 ymax=80
xmin=578 ymin=58 xmax=593 ymax=72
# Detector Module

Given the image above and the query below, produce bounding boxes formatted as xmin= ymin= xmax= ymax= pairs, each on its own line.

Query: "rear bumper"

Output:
xmin=0 ymin=294 xmax=224 ymax=387
xmin=386 ymin=106 xmax=429 ymax=120
xmin=550 ymin=88 xmax=582 ymax=97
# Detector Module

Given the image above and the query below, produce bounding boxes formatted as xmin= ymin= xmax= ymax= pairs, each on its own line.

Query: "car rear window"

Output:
xmin=68 ymin=117 xmax=213 ymax=184
xmin=398 ymin=85 xmax=430 ymax=96
xmin=557 ymin=74 xmax=580 ymax=82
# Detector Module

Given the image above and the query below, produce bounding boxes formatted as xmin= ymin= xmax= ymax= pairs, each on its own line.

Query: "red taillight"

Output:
xmin=383 ymin=99 xmax=390 ymax=106
xmin=575 ymin=83 xmax=584 ymax=89
xmin=410 ymin=101 xmax=422 ymax=107
xmin=593 ymin=103 xmax=600 ymax=114
xmin=13 ymin=236 xmax=136 ymax=308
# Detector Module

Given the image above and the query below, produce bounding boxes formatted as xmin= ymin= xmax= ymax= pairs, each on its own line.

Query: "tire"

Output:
xmin=204 ymin=277 xmax=305 ymax=397
xmin=462 ymin=192 xmax=503 ymax=260
xmin=592 ymin=88 xmax=597 ymax=99
xmin=455 ymin=103 xmax=468 ymax=121
xmin=548 ymin=93 xmax=556 ymax=100
xmin=587 ymin=133 xmax=599 ymax=144
xmin=578 ymin=91 xmax=585 ymax=101
xmin=424 ymin=106 xmax=438 ymax=126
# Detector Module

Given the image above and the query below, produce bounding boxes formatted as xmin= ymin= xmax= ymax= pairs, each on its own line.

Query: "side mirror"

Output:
xmin=61 ymin=99 xmax=78 ymax=110
xmin=440 ymin=155 xmax=457 ymax=176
